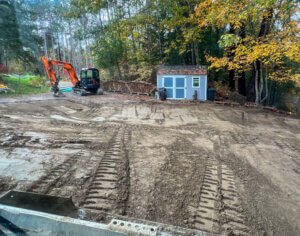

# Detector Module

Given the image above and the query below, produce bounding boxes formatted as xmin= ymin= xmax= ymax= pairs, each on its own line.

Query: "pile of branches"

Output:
xmin=102 ymin=80 xmax=156 ymax=96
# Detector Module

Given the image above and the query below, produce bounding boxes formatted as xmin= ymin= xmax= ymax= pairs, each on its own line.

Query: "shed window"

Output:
xmin=164 ymin=77 xmax=173 ymax=87
xmin=192 ymin=77 xmax=200 ymax=88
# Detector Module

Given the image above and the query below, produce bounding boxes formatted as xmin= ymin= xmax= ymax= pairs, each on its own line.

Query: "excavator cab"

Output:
xmin=79 ymin=68 xmax=100 ymax=94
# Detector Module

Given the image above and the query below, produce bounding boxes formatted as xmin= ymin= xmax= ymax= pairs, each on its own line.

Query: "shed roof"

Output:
xmin=157 ymin=65 xmax=207 ymax=75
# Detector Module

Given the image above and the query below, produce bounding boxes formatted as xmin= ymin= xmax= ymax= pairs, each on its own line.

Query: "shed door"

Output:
xmin=175 ymin=77 xmax=185 ymax=99
xmin=163 ymin=77 xmax=174 ymax=98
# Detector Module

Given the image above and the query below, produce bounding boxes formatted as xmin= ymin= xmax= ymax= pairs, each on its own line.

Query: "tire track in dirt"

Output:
xmin=220 ymin=164 xmax=249 ymax=235
xmin=0 ymin=132 xmax=32 ymax=148
xmin=214 ymin=131 xmax=300 ymax=235
xmin=229 ymin=131 xmax=258 ymax=145
xmin=218 ymin=134 xmax=249 ymax=235
xmin=192 ymin=158 xmax=249 ymax=235
xmin=46 ymin=151 xmax=104 ymax=204
xmin=274 ymin=140 xmax=299 ymax=152
xmin=144 ymin=135 xmax=248 ymax=234
xmin=193 ymin=158 xmax=220 ymax=234
xmin=147 ymin=141 xmax=206 ymax=228
xmin=82 ymin=126 xmax=130 ymax=215
xmin=27 ymin=151 xmax=82 ymax=194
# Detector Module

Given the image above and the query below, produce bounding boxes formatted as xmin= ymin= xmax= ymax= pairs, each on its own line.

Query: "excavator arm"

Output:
xmin=41 ymin=56 xmax=80 ymax=96
xmin=41 ymin=56 xmax=58 ymax=87
xmin=49 ymin=59 xmax=80 ymax=87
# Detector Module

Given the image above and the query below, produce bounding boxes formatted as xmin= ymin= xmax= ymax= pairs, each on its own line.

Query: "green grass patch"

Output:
xmin=0 ymin=74 xmax=50 ymax=96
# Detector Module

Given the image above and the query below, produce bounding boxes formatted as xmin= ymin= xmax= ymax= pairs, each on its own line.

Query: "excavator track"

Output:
xmin=27 ymin=153 xmax=81 ymax=194
xmin=191 ymin=159 xmax=249 ymax=235
xmin=82 ymin=126 xmax=129 ymax=214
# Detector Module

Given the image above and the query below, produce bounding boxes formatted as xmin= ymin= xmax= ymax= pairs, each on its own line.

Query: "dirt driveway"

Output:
xmin=0 ymin=92 xmax=299 ymax=235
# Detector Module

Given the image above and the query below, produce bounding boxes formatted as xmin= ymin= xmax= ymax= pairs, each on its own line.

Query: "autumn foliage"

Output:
xmin=194 ymin=0 xmax=299 ymax=104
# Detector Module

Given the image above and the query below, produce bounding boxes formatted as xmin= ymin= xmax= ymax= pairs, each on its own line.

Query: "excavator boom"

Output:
xmin=41 ymin=56 xmax=58 ymax=87
xmin=41 ymin=56 xmax=80 ymax=88
xmin=48 ymin=58 xmax=80 ymax=87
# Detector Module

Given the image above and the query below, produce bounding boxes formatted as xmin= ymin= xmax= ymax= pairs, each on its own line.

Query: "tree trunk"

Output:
xmin=227 ymin=24 xmax=236 ymax=91
xmin=191 ymin=43 xmax=195 ymax=65
xmin=238 ymin=72 xmax=246 ymax=95
xmin=68 ymin=22 xmax=73 ymax=64
xmin=57 ymin=32 xmax=62 ymax=61
xmin=228 ymin=69 xmax=235 ymax=91
xmin=116 ymin=63 xmax=122 ymax=80
xmin=261 ymin=67 xmax=269 ymax=104
xmin=106 ymin=0 xmax=111 ymax=24
xmin=51 ymin=32 xmax=55 ymax=57
xmin=5 ymin=48 xmax=8 ymax=73
xmin=237 ymin=21 xmax=246 ymax=95
xmin=194 ymin=42 xmax=200 ymax=65
xmin=98 ymin=11 xmax=104 ymax=33
xmin=62 ymin=33 xmax=66 ymax=61
xmin=254 ymin=62 xmax=259 ymax=104
xmin=248 ymin=8 xmax=274 ymax=102
xmin=44 ymin=31 xmax=48 ymax=58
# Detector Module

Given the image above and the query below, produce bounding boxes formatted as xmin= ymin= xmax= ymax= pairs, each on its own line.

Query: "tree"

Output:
xmin=93 ymin=29 xmax=126 ymax=79
xmin=194 ymin=0 xmax=300 ymax=104
xmin=0 ymin=0 xmax=42 ymax=71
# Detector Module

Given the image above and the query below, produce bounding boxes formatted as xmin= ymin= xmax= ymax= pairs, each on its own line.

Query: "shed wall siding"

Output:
xmin=157 ymin=74 xmax=207 ymax=101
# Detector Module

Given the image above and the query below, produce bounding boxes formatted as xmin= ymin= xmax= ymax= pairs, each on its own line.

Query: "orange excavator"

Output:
xmin=41 ymin=56 xmax=102 ymax=97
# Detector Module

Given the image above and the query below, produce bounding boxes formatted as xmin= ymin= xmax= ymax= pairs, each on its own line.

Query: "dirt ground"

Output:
xmin=0 ymin=92 xmax=299 ymax=235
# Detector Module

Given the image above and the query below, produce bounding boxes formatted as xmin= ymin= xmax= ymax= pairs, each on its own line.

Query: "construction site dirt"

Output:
xmin=0 ymin=92 xmax=299 ymax=235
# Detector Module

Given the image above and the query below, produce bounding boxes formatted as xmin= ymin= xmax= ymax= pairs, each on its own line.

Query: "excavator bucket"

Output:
xmin=51 ymin=82 xmax=66 ymax=97
xmin=53 ymin=90 xmax=66 ymax=97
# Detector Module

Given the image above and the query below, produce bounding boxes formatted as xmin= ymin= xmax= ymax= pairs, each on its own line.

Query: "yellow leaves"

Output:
xmin=206 ymin=55 xmax=229 ymax=70
xmin=194 ymin=0 xmax=213 ymax=18
xmin=194 ymin=0 xmax=220 ymax=28
xmin=207 ymin=32 xmax=300 ymax=73
xmin=231 ymin=33 xmax=299 ymax=67
xmin=194 ymin=0 xmax=250 ymax=29
xmin=284 ymin=41 xmax=300 ymax=63
xmin=0 ymin=84 xmax=8 ymax=89
xmin=232 ymin=44 xmax=251 ymax=70
xmin=133 ymin=31 xmax=140 ymax=39
xmin=269 ymin=70 xmax=300 ymax=87
xmin=288 ymin=74 xmax=300 ymax=87
xmin=232 ymin=21 xmax=243 ymax=30
xmin=192 ymin=0 xmax=299 ymax=90
xmin=248 ymin=40 xmax=283 ymax=64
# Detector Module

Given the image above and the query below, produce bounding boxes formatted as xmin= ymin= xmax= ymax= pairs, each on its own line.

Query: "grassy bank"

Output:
xmin=0 ymin=74 xmax=50 ymax=96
